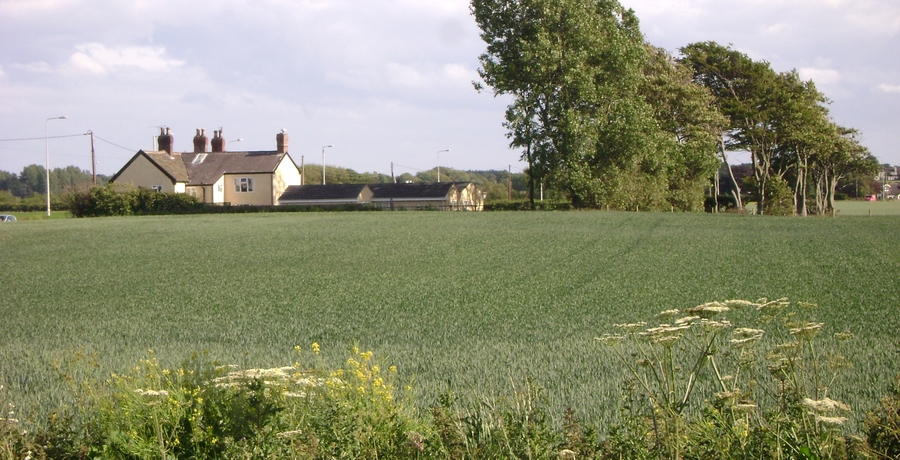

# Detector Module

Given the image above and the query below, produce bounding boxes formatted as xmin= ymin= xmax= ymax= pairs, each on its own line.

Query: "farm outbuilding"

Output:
xmin=277 ymin=182 xmax=484 ymax=211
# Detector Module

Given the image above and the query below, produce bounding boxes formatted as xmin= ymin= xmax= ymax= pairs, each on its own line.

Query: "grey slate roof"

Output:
xmin=280 ymin=184 xmax=369 ymax=202
xmin=181 ymin=152 xmax=287 ymax=185
xmin=368 ymin=183 xmax=456 ymax=200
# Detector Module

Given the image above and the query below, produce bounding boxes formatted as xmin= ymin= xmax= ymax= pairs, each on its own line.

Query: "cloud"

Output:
xmin=799 ymin=67 xmax=841 ymax=86
xmin=876 ymin=84 xmax=900 ymax=94
xmin=66 ymin=43 xmax=184 ymax=75
xmin=0 ymin=65 xmax=5 ymax=77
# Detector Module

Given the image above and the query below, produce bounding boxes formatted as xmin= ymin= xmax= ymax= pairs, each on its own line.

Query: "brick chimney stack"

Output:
xmin=211 ymin=128 xmax=225 ymax=153
xmin=158 ymin=127 xmax=173 ymax=154
xmin=276 ymin=129 xmax=288 ymax=153
xmin=193 ymin=128 xmax=209 ymax=153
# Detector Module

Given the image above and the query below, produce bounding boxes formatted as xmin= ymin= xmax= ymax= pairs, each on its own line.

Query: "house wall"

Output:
xmin=113 ymin=155 xmax=177 ymax=191
xmin=223 ymin=173 xmax=274 ymax=205
xmin=457 ymin=184 xmax=484 ymax=211
xmin=211 ymin=178 xmax=225 ymax=204
xmin=271 ymin=155 xmax=302 ymax=205
xmin=185 ymin=186 xmax=204 ymax=201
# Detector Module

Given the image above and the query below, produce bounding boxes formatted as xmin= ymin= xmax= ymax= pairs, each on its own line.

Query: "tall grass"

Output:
xmin=1 ymin=212 xmax=898 ymax=429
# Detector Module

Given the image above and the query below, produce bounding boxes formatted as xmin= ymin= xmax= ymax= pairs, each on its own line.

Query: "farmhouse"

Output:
xmin=110 ymin=128 xmax=301 ymax=206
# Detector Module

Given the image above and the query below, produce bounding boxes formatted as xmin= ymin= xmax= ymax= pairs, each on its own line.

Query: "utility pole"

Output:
xmin=89 ymin=130 xmax=96 ymax=185
xmin=300 ymin=156 xmax=305 ymax=185
xmin=391 ymin=162 xmax=396 ymax=183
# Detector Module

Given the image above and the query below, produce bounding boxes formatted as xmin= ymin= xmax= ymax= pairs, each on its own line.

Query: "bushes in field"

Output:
xmin=3 ymin=300 xmax=899 ymax=459
xmin=67 ymin=185 xmax=202 ymax=217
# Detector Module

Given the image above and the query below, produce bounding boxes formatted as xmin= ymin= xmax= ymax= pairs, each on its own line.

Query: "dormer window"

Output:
xmin=234 ymin=177 xmax=254 ymax=192
xmin=192 ymin=154 xmax=208 ymax=164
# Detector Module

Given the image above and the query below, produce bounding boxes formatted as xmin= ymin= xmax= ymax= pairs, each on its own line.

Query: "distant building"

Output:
xmin=110 ymin=128 xmax=301 ymax=206
xmin=279 ymin=182 xmax=484 ymax=211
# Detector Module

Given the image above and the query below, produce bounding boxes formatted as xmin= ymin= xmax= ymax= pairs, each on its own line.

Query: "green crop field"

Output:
xmin=1 ymin=211 xmax=898 ymax=427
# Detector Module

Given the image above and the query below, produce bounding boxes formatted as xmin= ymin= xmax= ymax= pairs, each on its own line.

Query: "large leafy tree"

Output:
xmin=472 ymin=0 xmax=672 ymax=209
xmin=679 ymin=42 xmax=785 ymax=213
xmin=640 ymin=46 xmax=725 ymax=211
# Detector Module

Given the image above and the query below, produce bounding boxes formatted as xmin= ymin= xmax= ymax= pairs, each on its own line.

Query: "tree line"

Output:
xmin=471 ymin=0 xmax=880 ymax=214
xmin=0 ymin=164 xmax=108 ymax=206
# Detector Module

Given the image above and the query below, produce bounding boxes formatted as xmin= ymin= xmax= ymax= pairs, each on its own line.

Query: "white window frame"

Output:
xmin=151 ymin=185 xmax=164 ymax=192
xmin=234 ymin=177 xmax=255 ymax=193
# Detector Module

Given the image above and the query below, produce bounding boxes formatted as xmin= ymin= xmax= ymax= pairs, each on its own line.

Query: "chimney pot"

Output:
xmin=276 ymin=130 xmax=289 ymax=153
xmin=211 ymin=127 xmax=225 ymax=152
xmin=158 ymin=127 xmax=173 ymax=154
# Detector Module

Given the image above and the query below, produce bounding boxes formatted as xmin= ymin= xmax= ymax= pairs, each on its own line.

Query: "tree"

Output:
xmin=640 ymin=46 xmax=725 ymax=211
xmin=473 ymin=0 xmax=667 ymax=209
xmin=679 ymin=42 xmax=785 ymax=213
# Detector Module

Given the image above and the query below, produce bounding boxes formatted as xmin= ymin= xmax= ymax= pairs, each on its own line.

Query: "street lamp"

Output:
xmin=437 ymin=149 xmax=450 ymax=182
xmin=322 ymin=145 xmax=333 ymax=184
xmin=45 ymin=116 xmax=68 ymax=216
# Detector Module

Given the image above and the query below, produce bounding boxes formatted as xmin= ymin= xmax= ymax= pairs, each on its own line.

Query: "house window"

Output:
xmin=234 ymin=177 xmax=254 ymax=192
xmin=151 ymin=185 xmax=164 ymax=192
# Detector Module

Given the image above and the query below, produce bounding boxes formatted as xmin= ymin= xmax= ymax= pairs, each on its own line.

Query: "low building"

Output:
xmin=111 ymin=128 xmax=301 ymax=206
xmin=279 ymin=184 xmax=373 ymax=206
xmin=277 ymin=182 xmax=484 ymax=211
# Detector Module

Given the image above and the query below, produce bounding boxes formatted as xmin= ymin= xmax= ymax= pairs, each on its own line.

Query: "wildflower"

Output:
xmin=134 ymin=389 xmax=169 ymax=397
xmin=614 ymin=322 xmax=647 ymax=332
xmin=724 ymin=300 xmax=757 ymax=309
xmin=790 ymin=323 xmax=824 ymax=340
xmin=294 ymin=345 xmax=302 ymax=354
xmin=656 ymin=309 xmax=681 ymax=318
xmin=684 ymin=302 xmax=729 ymax=318
xmin=834 ymin=332 xmax=854 ymax=341
xmin=756 ymin=298 xmax=789 ymax=315
xmin=733 ymin=328 xmax=765 ymax=338
xmin=815 ymin=415 xmax=847 ymax=425
xmin=389 ymin=365 xmax=397 ymax=373
xmin=277 ymin=430 xmax=304 ymax=438
xmin=675 ymin=316 xmax=700 ymax=325
xmin=559 ymin=449 xmax=577 ymax=459
xmin=801 ymin=397 xmax=850 ymax=412
xmin=312 ymin=342 xmax=320 ymax=355
xmin=734 ymin=403 xmax=758 ymax=412
xmin=697 ymin=319 xmax=731 ymax=332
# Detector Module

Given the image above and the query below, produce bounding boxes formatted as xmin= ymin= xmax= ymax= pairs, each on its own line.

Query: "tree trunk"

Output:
xmin=718 ymin=138 xmax=743 ymax=210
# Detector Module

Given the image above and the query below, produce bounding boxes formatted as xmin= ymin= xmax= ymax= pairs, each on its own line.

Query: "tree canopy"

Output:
xmin=472 ymin=1 xmax=877 ymax=213
xmin=472 ymin=0 xmax=723 ymax=210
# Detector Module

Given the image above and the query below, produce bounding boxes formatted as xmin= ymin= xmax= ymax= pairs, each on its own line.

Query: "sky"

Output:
xmin=0 ymin=0 xmax=898 ymax=178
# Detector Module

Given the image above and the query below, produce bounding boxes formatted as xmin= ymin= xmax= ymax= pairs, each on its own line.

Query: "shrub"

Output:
xmin=597 ymin=299 xmax=857 ymax=459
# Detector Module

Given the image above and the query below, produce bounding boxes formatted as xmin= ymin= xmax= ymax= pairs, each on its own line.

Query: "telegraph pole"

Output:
xmin=89 ymin=130 xmax=97 ymax=185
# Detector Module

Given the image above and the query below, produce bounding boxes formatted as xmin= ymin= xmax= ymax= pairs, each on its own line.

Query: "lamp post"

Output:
xmin=322 ymin=145 xmax=333 ymax=184
xmin=45 ymin=116 xmax=68 ymax=216
xmin=437 ymin=149 xmax=450 ymax=182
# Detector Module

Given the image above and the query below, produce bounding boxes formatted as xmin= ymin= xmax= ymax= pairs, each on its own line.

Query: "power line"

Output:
xmin=0 ymin=133 xmax=90 ymax=142
xmin=92 ymin=135 xmax=134 ymax=152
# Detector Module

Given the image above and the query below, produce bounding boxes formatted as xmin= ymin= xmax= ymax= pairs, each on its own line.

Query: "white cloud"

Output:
xmin=876 ymin=84 xmax=900 ymax=94
xmin=0 ymin=65 xmax=5 ymax=77
xmin=799 ymin=67 xmax=841 ymax=86
xmin=66 ymin=43 xmax=184 ymax=75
